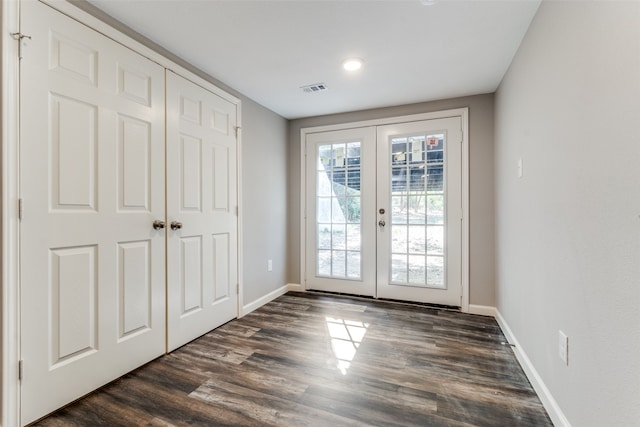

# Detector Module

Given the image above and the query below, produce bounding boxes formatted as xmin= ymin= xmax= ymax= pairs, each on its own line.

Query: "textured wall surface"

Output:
xmin=494 ymin=1 xmax=640 ymax=425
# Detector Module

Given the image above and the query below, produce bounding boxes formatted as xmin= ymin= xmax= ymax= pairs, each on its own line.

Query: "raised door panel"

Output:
xmin=119 ymin=115 xmax=152 ymax=211
xmin=212 ymin=233 xmax=231 ymax=302
xmin=180 ymin=134 xmax=203 ymax=212
xmin=181 ymin=236 xmax=204 ymax=315
xmin=118 ymin=240 xmax=152 ymax=339
xmin=50 ymin=245 xmax=98 ymax=364
xmin=50 ymin=95 xmax=98 ymax=211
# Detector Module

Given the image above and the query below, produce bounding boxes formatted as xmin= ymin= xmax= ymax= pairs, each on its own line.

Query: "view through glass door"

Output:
xmin=305 ymin=117 xmax=463 ymax=307
xmin=305 ymin=127 xmax=376 ymax=295
xmin=376 ymin=118 xmax=462 ymax=306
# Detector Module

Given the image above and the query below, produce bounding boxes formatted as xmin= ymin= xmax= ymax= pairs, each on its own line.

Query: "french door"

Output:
xmin=305 ymin=127 xmax=377 ymax=295
xmin=305 ymin=117 xmax=464 ymax=306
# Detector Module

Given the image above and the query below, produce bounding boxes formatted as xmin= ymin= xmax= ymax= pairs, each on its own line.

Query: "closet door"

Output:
xmin=166 ymin=71 xmax=238 ymax=351
xmin=19 ymin=2 xmax=166 ymax=424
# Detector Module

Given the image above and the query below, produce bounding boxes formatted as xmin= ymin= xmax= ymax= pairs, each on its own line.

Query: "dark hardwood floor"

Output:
xmin=33 ymin=292 xmax=553 ymax=426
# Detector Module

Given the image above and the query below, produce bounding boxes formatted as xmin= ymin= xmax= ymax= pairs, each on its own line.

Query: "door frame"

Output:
xmin=300 ymin=109 xmax=469 ymax=310
xmin=1 ymin=2 xmax=242 ymax=426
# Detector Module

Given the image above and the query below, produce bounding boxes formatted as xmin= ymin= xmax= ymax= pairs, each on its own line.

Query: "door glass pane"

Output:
xmin=427 ymin=226 xmax=444 ymax=255
xmin=317 ymin=197 xmax=331 ymax=223
xmin=427 ymin=256 xmax=444 ymax=287
xmin=346 ymin=224 xmax=361 ymax=251
xmin=392 ymin=225 xmax=407 ymax=253
xmin=391 ymin=254 xmax=407 ymax=283
xmin=389 ymin=133 xmax=445 ymax=288
xmin=332 ymin=251 xmax=346 ymax=277
xmin=346 ymin=251 xmax=361 ymax=278
xmin=332 ymin=224 xmax=346 ymax=250
xmin=318 ymin=224 xmax=331 ymax=249
xmin=346 ymin=197 xmax=361 ymax=223
xmin=318 ymin=250 xmax=331 ymax=276
xmin=316 ymin=141 xmax=362 ymax=279
xmin=408 ymin=255 xmax=426 ymax=284
xmin=427 ymin=195 xmax=444 ymax=225
xmin=391 ymin=196 xmax=406 ymax=224
xmin=408 ymin=225 xmax=426 ymax=254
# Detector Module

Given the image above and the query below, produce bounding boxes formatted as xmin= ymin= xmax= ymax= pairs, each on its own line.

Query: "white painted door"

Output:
xmin=166 ymin=71 xmax=238 ymax=352
xmin=19 ymin=1 xmax=166 ymax=424
xmin=305 ymin=127 xmax=377 ymax=296
xmin=377 ymin=118 xmax=462 ymax=306
xmin=305 ymin=118 xmax=463 ymax=306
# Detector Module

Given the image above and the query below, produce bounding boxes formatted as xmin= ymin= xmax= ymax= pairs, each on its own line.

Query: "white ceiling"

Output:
xmin=86 ymin=0 xmax=540 ymax=119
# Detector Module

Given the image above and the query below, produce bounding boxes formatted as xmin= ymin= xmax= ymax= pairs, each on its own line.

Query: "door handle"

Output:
xmin=152 ymin=220 xmax=166 ymax=230
xmin=170 ymin=221 xmax=183 ymax=231
xmin=378 ymin=220 xmax=386 ymax=228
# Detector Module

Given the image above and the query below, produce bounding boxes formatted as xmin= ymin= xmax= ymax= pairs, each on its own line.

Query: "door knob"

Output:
xmin=170 ymin=221 xmax=183 ymax=231
xmin=378 ymin=220 xmax=386 ymax=227
xmin=152 ymin=220 xmax=166 ymax=230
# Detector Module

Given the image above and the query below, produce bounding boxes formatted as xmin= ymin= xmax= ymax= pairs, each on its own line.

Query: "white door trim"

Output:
xmin=2 ymin=1 xmax=22 ymax=426
xmin=1 ymin=1 xmax=242 ymax=425
xmin=299 ymin=108 xmax=469 ymax=311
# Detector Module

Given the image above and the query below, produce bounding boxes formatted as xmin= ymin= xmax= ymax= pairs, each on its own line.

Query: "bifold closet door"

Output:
xmin=19 ymin=1 xmax=166 ymax=424
xmin=166 ymin=71 xmax=239 ymax=352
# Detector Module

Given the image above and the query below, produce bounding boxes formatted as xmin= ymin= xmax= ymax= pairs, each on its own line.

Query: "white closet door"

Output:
xmin=166 ymin=71 xmax=238 ymax=352
xmin=19 ymin=2 xmax=166 ymax=424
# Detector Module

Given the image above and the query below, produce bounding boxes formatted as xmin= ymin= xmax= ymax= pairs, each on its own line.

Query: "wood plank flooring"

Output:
xmin=33 ymin=292 xmax=553 ymax=426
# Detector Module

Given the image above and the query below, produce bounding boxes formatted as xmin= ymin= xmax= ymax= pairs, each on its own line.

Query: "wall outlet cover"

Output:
xmin=558 ymin=330 xmax=569 ymax=365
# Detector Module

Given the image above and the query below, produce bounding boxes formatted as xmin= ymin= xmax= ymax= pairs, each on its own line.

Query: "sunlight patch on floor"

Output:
xmin=325 ymin=317 xmax=369 ymax=375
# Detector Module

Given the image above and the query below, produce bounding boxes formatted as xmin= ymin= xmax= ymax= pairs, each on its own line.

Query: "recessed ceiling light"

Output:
xmin=420 ymin=0 xmax=437 ymax=5
xmin=343 ymin=58 xmax=364 ymax=71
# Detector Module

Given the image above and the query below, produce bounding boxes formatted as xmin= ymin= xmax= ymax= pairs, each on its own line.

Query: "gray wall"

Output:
xmin=288 ymin=94 xmax=496 ymax=306
xmin=71 ymin=1 xmax=290 ymax=308
xmin=241 ymin=100 xmax=288 ymax=303
xmin=494 ymin=1 xmax=640 ymax=425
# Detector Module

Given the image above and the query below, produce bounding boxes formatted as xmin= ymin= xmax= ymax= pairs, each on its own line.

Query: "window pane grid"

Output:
xmin=389 ymin=133 xmax=446 ymax=288
xmin=316 ymin=142 xmax=362 ymax=280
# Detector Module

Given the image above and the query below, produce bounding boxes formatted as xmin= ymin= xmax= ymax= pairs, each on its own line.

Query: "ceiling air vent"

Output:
xmin=301 ymin=83 xmax=328 ymax=93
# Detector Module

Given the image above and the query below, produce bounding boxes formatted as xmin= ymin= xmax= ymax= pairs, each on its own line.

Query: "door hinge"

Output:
xmin=235 ymin=206 xmax=239 ymax=216
xmin=11 ymin=32 xmax=31 ymax=60
xmin=18 ymin=198 xmax=23 ymax=221
xmin=18 ymin=360 xmax=23 ymax=381
xmin=235 ymin=126 xmax=241 ymax=138
xmin=236 ymin=283 xmax=240 ymax=295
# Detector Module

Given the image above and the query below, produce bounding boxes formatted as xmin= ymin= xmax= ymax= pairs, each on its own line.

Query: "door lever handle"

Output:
xmin=170 ymin=221 xmax=183 ymax=231
xmin=378 ymin=220 xmax=386 ymax=228
xmin=152 ymin=220 xmax=166 ymax=230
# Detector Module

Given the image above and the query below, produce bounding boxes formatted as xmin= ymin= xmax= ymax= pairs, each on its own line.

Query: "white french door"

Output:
xmin=376 ymin=118 xmax=462 ymax=305
xmin=166 ymin=71 xmax=238 ymax=352
xmin=305 ymin=116 xmax=464 ymax=307
xmin=305 ymin=127 xmax=377 ymax=295
xmin=19 ymin=1 xmax=166 ymax=424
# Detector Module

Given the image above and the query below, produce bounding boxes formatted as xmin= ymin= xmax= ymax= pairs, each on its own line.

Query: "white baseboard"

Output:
xmin=286 ymin=283 xmax=305 ymax=292
xmin=467 ymin=304 xmax=497 ymax=317
xmin=495 ymin=310 xmax=571 ymax=427
xmin=240 ymin=284 xmax=289 ymax=317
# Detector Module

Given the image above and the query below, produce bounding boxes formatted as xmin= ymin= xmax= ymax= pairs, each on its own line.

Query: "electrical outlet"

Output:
xmin=517 ymin=158 xmax=523 ymax=178
xmin=558 ymin=330 xmax=569 ymax=365
xmin=267 ymin=259 xmax=273 ymax=272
